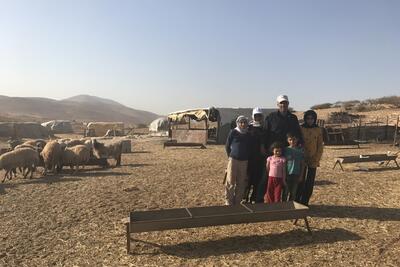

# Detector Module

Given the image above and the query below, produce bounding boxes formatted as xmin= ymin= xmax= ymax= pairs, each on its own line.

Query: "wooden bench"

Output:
xmin=333 ymin=154 xmax=399 ymax=171
xmin=124 ymin=201 xmax=311 ymax=254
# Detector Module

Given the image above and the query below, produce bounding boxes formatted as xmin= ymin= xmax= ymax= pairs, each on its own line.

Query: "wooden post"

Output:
xmin=394 ymin=115 xmax=399 ymax=146
xmin=304 ymin=217 xmax=312 ymax=234
xmin=385 ymin=116 xmax=389 ymax=141
xmin=126 ymin=221 xmax=131 ymax=254
xmin=357 ymin=118 xmax=362 ymax=140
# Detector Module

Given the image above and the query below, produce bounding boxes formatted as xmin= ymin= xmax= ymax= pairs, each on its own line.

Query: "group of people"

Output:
xmin=225 ymin=95 xmax=324 ymax=207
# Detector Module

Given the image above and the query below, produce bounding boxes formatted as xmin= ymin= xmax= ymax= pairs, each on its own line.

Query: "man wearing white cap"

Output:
xmin=265 ymin=95 xmax=303 ymax=149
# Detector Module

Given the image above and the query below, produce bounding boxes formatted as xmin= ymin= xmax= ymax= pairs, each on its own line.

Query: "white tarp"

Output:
xmin=149 ymin=117 xmax=169 ymax=132
xmin=41 ymin=120 xmax=73 ymax=133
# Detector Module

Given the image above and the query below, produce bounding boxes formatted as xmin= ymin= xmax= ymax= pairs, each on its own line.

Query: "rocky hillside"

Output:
xmin=0 ymin=95 xmax=160 ymax=125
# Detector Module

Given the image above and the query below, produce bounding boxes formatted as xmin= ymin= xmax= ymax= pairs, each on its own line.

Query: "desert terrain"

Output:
xmin=1 ymin=134 xmax=399 ymax=266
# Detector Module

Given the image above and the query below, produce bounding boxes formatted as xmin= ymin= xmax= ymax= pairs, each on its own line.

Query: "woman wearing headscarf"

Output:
xmin=296 ymin=110 xmax=324 ymax=206
xmin=225 ymin=115 xmax=251 ymax=205
xmin=243 ymin=107 xmax=267 ymax=203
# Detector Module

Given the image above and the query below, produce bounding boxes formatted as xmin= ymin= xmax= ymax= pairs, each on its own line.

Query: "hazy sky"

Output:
xmin=1 ymin=0 xmax=399 ymax=115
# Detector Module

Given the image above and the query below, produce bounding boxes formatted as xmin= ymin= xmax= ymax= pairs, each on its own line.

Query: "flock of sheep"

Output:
xmin=0 ymin=137 xmax=123 ymax=183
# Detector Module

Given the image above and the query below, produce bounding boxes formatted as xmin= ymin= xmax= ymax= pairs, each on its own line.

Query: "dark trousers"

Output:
xmin=282 ymin=174 xmax=299 ymax=201
xmin=243 ymin=157 xmax=264 ymax=203
xmin=296 ymin=167 xmax=317 ymax=206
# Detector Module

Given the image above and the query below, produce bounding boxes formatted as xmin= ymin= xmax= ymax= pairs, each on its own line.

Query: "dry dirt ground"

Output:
xmin=1 ymin=137 xmax=400 ymax=266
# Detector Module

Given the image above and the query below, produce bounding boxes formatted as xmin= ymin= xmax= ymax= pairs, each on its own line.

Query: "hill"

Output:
xmin=0 ymin=95 xmax=160 ymax=125
xmin=300 ymin=96 xmax=400 ymax=125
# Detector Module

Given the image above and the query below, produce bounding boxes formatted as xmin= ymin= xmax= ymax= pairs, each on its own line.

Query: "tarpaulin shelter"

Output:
xmin=41 ymin=120 xmax=73 ymax=133
xmin=149 ymin=117 xmax=169 ymax=133
xmin=86 ymin=122 xmax=124 ymax=137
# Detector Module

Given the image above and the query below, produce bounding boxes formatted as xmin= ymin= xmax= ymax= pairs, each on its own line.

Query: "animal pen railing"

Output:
xmin=324 ymin=115 xmax=400 ymax=145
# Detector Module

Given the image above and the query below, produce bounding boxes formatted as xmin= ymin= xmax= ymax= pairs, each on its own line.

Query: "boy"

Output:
xmin=296 ymin=110 xmax=324 ymax=206
xmin=283 ymin=133 xmax=304 ymax=201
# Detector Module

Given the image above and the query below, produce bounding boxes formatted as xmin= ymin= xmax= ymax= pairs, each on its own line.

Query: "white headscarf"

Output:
xmin=235 ymin=115 xmax=248 ymax=134
xmin=251 ymin=107 xmax=263 ymax=127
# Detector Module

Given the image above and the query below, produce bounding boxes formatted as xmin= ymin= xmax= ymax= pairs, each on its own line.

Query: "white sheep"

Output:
xmin=40 ymin=141 xmax=62 ymax=175
xmin=0 ymin=148 xmax=40 ymax=182
xmin=61 ymin=145 xmax=90 ymax=173
xmin=14 ymin=144 xmax=37 ymax=151
xmin=12 ymin=144 xmax=39 ymax=177
xmin=22 ymin=139 xmax=47 ymax=150
xmin=65 ymin=139 xmax=86 ymax=147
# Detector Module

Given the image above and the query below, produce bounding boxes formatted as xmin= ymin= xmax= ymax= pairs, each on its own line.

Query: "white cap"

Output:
xmin=252 ymin=107 xmax=263 ymax=116
xmin=276 ymin=95 xmax=289 ymax=103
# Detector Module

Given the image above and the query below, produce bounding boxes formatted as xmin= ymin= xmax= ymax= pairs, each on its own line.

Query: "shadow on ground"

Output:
xmin=130 ymin=228 xmax=362 ymax=258
xmin=352 ymin=167 xmax=400 ymax=172
xmin=0 ymin=182 xmax=17 ymax=195
xmin=311 ymin=204 xmax=400 ymax=221
xmin=0 ymin=170 xmax=129 ymax=191
xmin=0 ymin=176 xmax=83 ymax=194
xmin=326 ymin=146 xmax=370 ymax=150
xmin=132 ymin=151 xmax=151 ymax=154
xmin=123 ymin=163 xmax=152 ymax=168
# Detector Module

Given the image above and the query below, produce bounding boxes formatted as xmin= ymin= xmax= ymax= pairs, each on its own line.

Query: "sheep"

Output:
xmin=22 ymin=139 xmax=47 ymax=150
xmin=92 ymin=139 xmax=122 ymax=167
xmin=12 ymin=144 xmax=39 ymax=177
xmin=60 ymin=145 xmax=90 ymax=173
xmin=65 ymin=139 xmax=86 ymax=147
xmin=0 ymin=148 xmax=40 ymax=182
xmin=14 ymin=144 xmax=37 ymax=151
xmin=7 ymin=139 xmax=23 ymax=150
xmin=40 ymin=140 xmax=62 ymax=175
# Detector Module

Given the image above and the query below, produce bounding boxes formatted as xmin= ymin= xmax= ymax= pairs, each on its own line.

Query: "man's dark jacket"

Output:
xmin=264 ymin=111 xmax=303 ymax=150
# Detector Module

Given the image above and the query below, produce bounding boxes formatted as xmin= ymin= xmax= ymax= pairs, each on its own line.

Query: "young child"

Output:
xmin=225 ymin=115 xmax=251 ymax=205
xmin=264 ymin=142 xmax=286 ymax=203
xmin=283 ymin=133 xmax=305 ymax=201
xmin=296 ymin=110 xmax=324 ymax=206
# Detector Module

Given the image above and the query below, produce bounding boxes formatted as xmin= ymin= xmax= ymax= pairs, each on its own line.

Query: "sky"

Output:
xmin=0 ymin=0 xmax=399 ymax=115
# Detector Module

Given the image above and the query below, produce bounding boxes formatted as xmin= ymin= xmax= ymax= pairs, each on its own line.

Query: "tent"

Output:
xmin=41 ymin=120 xmax=73 ymax=133
xmin=0 ymin=122 xmax=51 ymax=139
xmin=149 ymin=117 xmax=169 ymax=135
xmin=166 ymin=107 xmax=274 ymax=144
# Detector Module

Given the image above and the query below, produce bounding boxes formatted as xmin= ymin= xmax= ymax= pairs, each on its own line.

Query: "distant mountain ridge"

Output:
xmin=0 ymin=94 xmax=160 ymax=125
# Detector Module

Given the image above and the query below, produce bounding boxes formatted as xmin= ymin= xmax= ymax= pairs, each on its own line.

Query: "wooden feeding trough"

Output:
xmin=333 ymin=153 xmax=399 ymax=171
xmin=163 ymin=140 xmax=206 ymax=149
xmin=124 ymin=201 xmax=311 ymax=254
